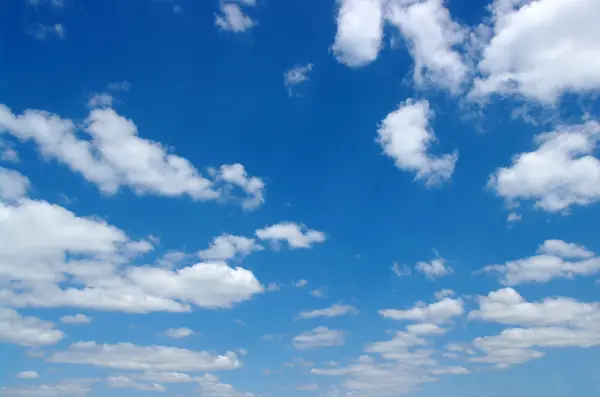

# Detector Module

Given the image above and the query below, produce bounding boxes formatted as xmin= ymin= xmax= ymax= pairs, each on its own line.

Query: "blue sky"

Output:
xmin=1 ymin=0 xmax=600 ymax=396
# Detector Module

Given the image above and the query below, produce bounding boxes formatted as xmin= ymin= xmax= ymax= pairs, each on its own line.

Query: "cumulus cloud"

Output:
xmin=49 ymin=342 xmax=242 ymax=372
xmin=0 ymin=308 xmax=65 ymax=347
xmin=377 ymin=99 xmax=457 ymax=187
xmin=385 ymin=0 xmax=468 ymax=93
xmin=471 ymin=0 xmax=600 ymax=103
xmin=0 ymin=168 xmax=30 ymax=201
xmin=0 ymin=104 xmax=264 ymax=208
xmin=380 ymin=297 xmax=464 ymax=324
xmin=297 ymin=304 xmax=358 ymax=319
xmin=106 ymin=376 xmax=165 ymax=392
xmin=198 ymin=234 xmax=263 ymax=261
xmin=15 ymin=371 xmax=39 ymax=379
xmin=0 ymin=198 xmax=264 ymax=313
xmin=0 ymin=380 xmax=95 ymax=397
xmin=284 ymin=64 xmax=313 ymax=94
xmin=480 ymin=239 xmax=600 ymax=285
xmin=293 ymin=327 xmax=345 ymax=350
xmin=332 ymin=0 xmax=384 ymax=67
xmin=488 ymin=121 xmax=600 ymax=212
xmin=255 ymin=222 xmax=326 ymax=249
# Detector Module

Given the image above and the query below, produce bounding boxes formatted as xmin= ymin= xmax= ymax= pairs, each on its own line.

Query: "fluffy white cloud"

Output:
xmin=332 ymin=0 xmax=384 ymax=67
xmin=163 ymin=327 xmax=195 ymax=339
xmin=0 ymin=168 xmax=29 ymax=201
xmin=215 ymin=4 xmax=255 ymax=33
xmin=0 ymin=380 xmax=94 ymax=397
xmin=469 ymin=288 xmax=600 ymax=327
xmin=60 ymin=314 xmax=92 ymax=325
xmin=480 ymin=239 xmax=600 ymax=285
xmin=284 ymin=64 xmax=313 ymax=94
xmin=415 ymin=258 xmax=453 ymax=279
xmin=0 ymin=140 xmax=19 ymax=163
xmin=433 ymin=289 xmax=454 ymax=300
xmin=87 ymin=93 xmax=113 ymax=108
xmin=196 ymin=374 xmax=257 ymax=397
xmin=198 ymin=234 xmax=263 ymax=261
xmin=255 ymin=222 xmax=326 ymax=249
xmin=380 ymin=297 xmax=464 ymax=323
xmin=15 ymin=371 xmax=39 ymax=379
xmin=0 ymin=104 xmax=264 ymax=208
xmin=106 ymin=376 xmax=165 ymax=392
xmin=377 ymin=99 xmax=457 ymax=186
xmin=0 ymin=308 xmax=64 ymax=347
xmin=297 ymin=304 xmax=358 ymax=319
xmin=488 ymin=121 xmax=600 ymax=212
xmin=49 ymin=342 xmax=242 ymax=372
xmin=471 ymin=0 xmax=600 ymax=103
xmin=385 ymin=0 xmax=468 ymax=93
xmin=293 ymin=327 xmax=345 ymax=350
xmin=0 ymin=199 xmax=264 ymax=313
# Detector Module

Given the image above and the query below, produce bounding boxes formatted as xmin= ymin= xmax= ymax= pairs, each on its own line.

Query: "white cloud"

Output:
xmin=284 ymin=64 xmax=313 ymax=93
xmin=196 ymin=373 xmax=257 ymax=397
xmin=0 ymin=198 xmax=264 ymax=313
xmin=16 ymin=371 xmax=39 ymax=379
xmin=87 ymin=93 xmax=113 ymax=108
xmin=133 ymin=372 xmax=195 ymax=383
xmin=480 ymin=239 xmax=600 ymax=285
xmin=380 ymin=297 xmax=464 ymax=324
xmin=0 ymin=140 xmax=19 ymax=163
xmin=332 ymin=0 xmax=384 ymax=67
xmin=27 ymin=24 xmax=66 ymax=41
xmin=310 ymin=288 xmax=326 ymax=298
xmin=0 ymin=308 xmax=64 ymax=347
xmin=106 ymin=81 xmax=131 ymax=92
xmin=210 ymin=163 xmax=265 ymax=210
xmin=0 ymin=104 xmax=264 ymax=208
xmin=469 ymin=288 xmax=600 ymax=327
xmin=49 ymin=342 xmax=242 ymax=371
xmin=391 ymin=262 xmax=411 ymax=277
xmin=215 ymin=4 xmax=255 ymax=33
xmin=293 ymin=327 xmax=345 ymax=350
xmin=297 ymin=383 xmax=319 ymax=391
xmin=60 ymin=314 xmax=92 ymax=325
xmin=295 ymin=279 xmax=308 ymax=288
xmin=415 ymin=258 xmax=453 ymax=279
xmin=405 ymin=323 xmax=445 ymax=335
xmin=0 ymin=168 xmax=30 ymax=201
xmin=471 ymin=0 xmax=600 ymax=103
xmin=255 ymin=222 xmax=326 ymax=249
xmin=377 ymin=99 xmax=457 ymax=187
xmin=106 ymin=376 xmax=165 ymax=392
xmin=433 ymin=289 xmax=454 ymax=300
xmin=488 ymin=121 xmax=600 ymax=212
xmin=198 ymin=234 xmax=263 ymax=261
xmin=298 ymin=304 xmax=358 ymax=319
xmin=163 ymin=327 xmax=195 ymax=339
xmin=385 ymin=0 xmax=468 ymax=93
xmin=0 ymin=380 xmax=94 ymax=397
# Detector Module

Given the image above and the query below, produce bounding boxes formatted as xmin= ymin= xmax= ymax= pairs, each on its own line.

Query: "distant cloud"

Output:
xmin=27 ymin=23 xmax=66 ymax=41
xmin=215 ymin=4 xmax=255 ymax=33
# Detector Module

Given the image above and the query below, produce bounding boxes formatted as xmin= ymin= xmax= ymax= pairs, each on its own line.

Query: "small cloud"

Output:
xmin=235 ymin=319 xmax=246 ymax=326
xmin=16 ymin=371 xmax=39 ymax=379
xmin=215 ymin=4 xmax=255 ymax=33
xmin=507 ymin=212 xmax=522 ymax=223
xmin=297 ymin=383 xmax=319 ymax=391
xmin=60 ymin=314 xmax=92 ymax=325
xmin=163 ymin=327 xmax=195 ymax=339
xmin=27 ymin=23 xmax=66 ymax=41
xmin=295 ymin=279 xmax=308 ymax=288
xmin=415 ymin=258 xmax=453 ymax=280
xmin=391 ymin=262 xmax=411 ymax=277
xmin=310 ymin=288 xmax=326 ymax=298
xmin=261 ymin=334 xmax=275 ymax=341
xmin=266 ymin=283 xmax=281 ymax=292
xmin=284 ymin=63 xmax=313 ymax=95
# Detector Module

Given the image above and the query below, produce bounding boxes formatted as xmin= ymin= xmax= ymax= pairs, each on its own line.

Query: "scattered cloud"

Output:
xmin=295 ymin=279 xmax=308 ymax=288
xmin=293 ymin=327 xmax=345 ymax=350
xmin=215 ymin=4 xmax=255 ymax=33
xmin=106 ymin=81 xmax=131 ymax=92
xmin=0 ymin=380 xmax=95 ymax=397
xmin=377 ymin=99 xmax=457 ymax=187
xmin=284 ymin=64 xmax=313 ymax=94
xmin=480 ymin=239 xmax=600 ymax=285
xmin=27 ymin=24 xmax=66 ymax=41
xmin=0 ymin=308 xmax=64 ymax=347
xmin=391 ymin=262 xmax=412 ymax=277
xmin=332 ymin=0 xmax=384 ymax=67
xmin=16 ymin=371 xmax=39 ymax=380
xmin=49 ymin=342 xmax=242 ymax=372
xmin=380 ymin=297 xmax=464 ymax=324
xmin=310 ymin=288 xmax=326 ymax=298
xmin=198 ymin=234 xmax=263 ymax=261
xmin=488 ymin=121 xmax=600 ymax=212
xmin=60 ymin=314 xmax=92 ymax=325
xmin=87 ymin=93 xmax=113 ymax=108
xmin=163 ymin=327 xmax=195 ymax=339
xmin=256 ymin=222 xmax=325 ymax=249
xmin=106 ymin=376 xmax=165 ymax=392
xmin=415 ymin=258 xmax=453 ymax=279
xmin=298 ymin=304 xmax=358 ymax=319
